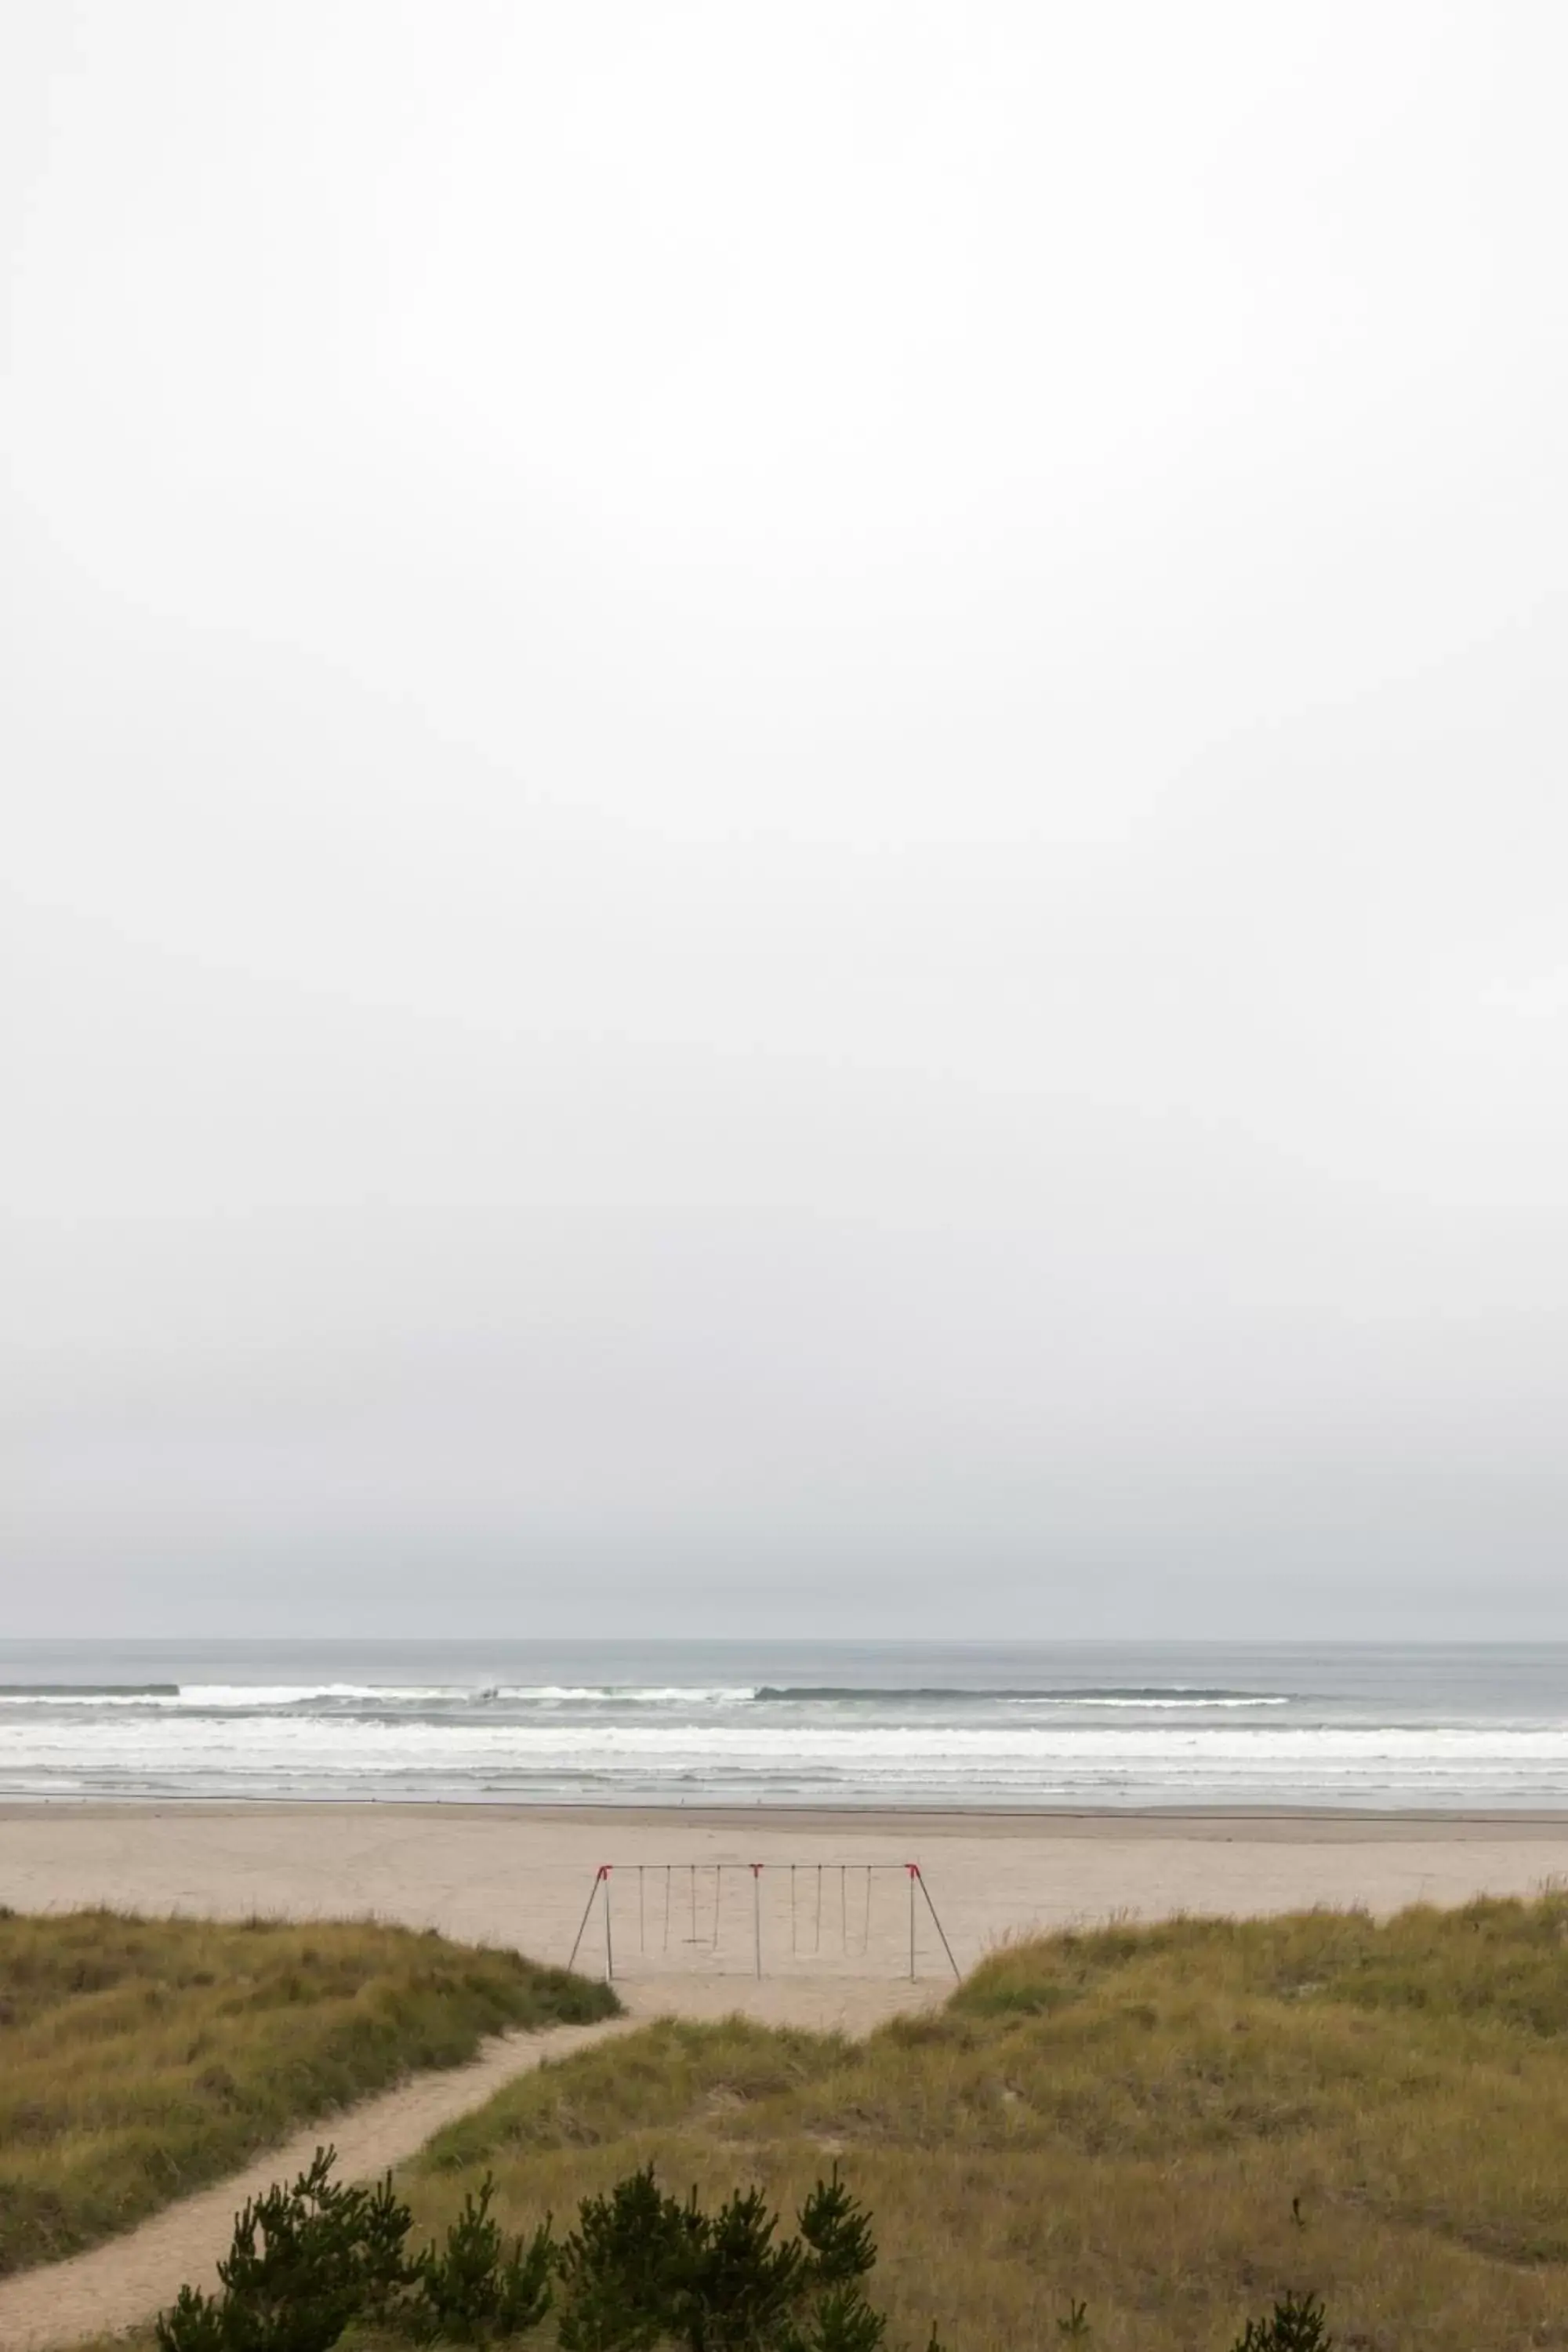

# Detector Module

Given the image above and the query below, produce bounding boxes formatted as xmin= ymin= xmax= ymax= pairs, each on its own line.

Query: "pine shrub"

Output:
xmin=411 ymin=2177 xmax=554 ymax=2343
xmin=1230 ymin=2290 xmax=1333 ymax=2352
xmin=154 ymin=2151 xmax=915 ymax=2352
xmin=154 ymin=2147 xmax=414 ymax=2352
xmin=553 ymin=2161 xmax=885 ymax=2352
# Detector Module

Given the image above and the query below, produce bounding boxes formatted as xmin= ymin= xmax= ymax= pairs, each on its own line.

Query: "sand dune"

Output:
xmin=0 ymin=2016 xmax=641 ymax=2352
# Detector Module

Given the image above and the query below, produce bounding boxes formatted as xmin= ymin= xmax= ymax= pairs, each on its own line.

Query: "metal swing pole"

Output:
xmin=568 ymin=1864 xmax=609 ymax=1975
xmin=912 ymin=1864 xmax=961 ymax=1980
xmin=908 ymin=1864 xmax=916 ymax=1980
xmin=604 ymin=1867 xmax=614 ymax=1980
xmin=750 ymin=1862 xmax=763 ymax=1978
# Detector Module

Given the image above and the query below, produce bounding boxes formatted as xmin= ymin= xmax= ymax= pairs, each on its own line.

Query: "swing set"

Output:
xmin=565 ymin=1859 xmax=960 ymax=1984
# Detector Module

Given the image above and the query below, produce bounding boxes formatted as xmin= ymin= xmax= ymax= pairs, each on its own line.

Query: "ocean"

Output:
xmin=5 ymin=1639 xmax=1568 ymax=1809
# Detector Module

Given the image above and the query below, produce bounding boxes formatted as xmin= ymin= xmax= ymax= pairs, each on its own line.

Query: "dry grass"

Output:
xmin=346 ymin=1894 xmax=1568 ymax=2351
xmin=0 ymin=1906 xmax=617 ymax=2278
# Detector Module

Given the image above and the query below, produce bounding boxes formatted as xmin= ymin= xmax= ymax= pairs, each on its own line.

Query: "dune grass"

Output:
xmin=331 ymin=1893 xmax=1568 ymax=2351
xmin=0 ymin=1906 xmax=618 ymax=2278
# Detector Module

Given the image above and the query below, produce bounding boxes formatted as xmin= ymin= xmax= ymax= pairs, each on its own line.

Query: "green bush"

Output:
xmin=154 ymin=2147 xmax=415 ymax=2352
xmin=411 ymin=2179 xmax=553 ymax=2344
xmin=510 ymin=2160 xmax=890 ymax=2352
xmin=1230 ymin=2291 xmax=1332 ymax=2352
xmin=154 ymin=2151 xmax=920 ymax=2352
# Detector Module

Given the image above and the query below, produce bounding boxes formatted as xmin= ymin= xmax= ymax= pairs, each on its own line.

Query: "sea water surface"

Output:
xmin=5 ymin=1641 xmax=1568 ymax=1808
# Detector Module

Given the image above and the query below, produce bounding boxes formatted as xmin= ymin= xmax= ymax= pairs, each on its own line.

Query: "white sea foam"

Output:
xmin=0 ymin=1685 xmax=465 ymax=1709
xmin=6 ymin=1714 xmax=1568 ymax=1804
xmin=0 ymin=1683 xmax=1294 ymax=1715
xmin=1009 ymin=1694 xmax=1291 ymax=1709
xmin=177 ymin=1685 xmax=473 ymax=1708
xmin=486 ymin=1686 xmax=756 ymax=1706
xmin=0 ymin=1682 xmax=757 ymax=1711
xmin=0 ymin=1692 xmax=175 ymax=1707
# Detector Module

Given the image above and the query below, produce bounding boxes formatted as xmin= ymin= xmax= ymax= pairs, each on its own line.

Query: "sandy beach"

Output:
xmin=7 ymin=1802 xmax=1568 ymax=2032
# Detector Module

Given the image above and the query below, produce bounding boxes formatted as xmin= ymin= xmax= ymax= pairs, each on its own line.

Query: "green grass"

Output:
xmin=336 ymin=1893 xmax=1568 ymax=2351
xmin=0 ymin=1907 xmax=618 ymax=2278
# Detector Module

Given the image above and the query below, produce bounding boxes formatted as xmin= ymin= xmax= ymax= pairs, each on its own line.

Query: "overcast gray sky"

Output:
xmin=4 ymin=2 xmax=1566 ymax=1640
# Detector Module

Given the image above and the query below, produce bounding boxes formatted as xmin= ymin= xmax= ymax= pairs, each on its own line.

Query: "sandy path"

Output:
xmin=0 ymin=1965 xmax=935 ymax=2352
xmin=0 ymin=2015 xmax=637 ymax=2352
